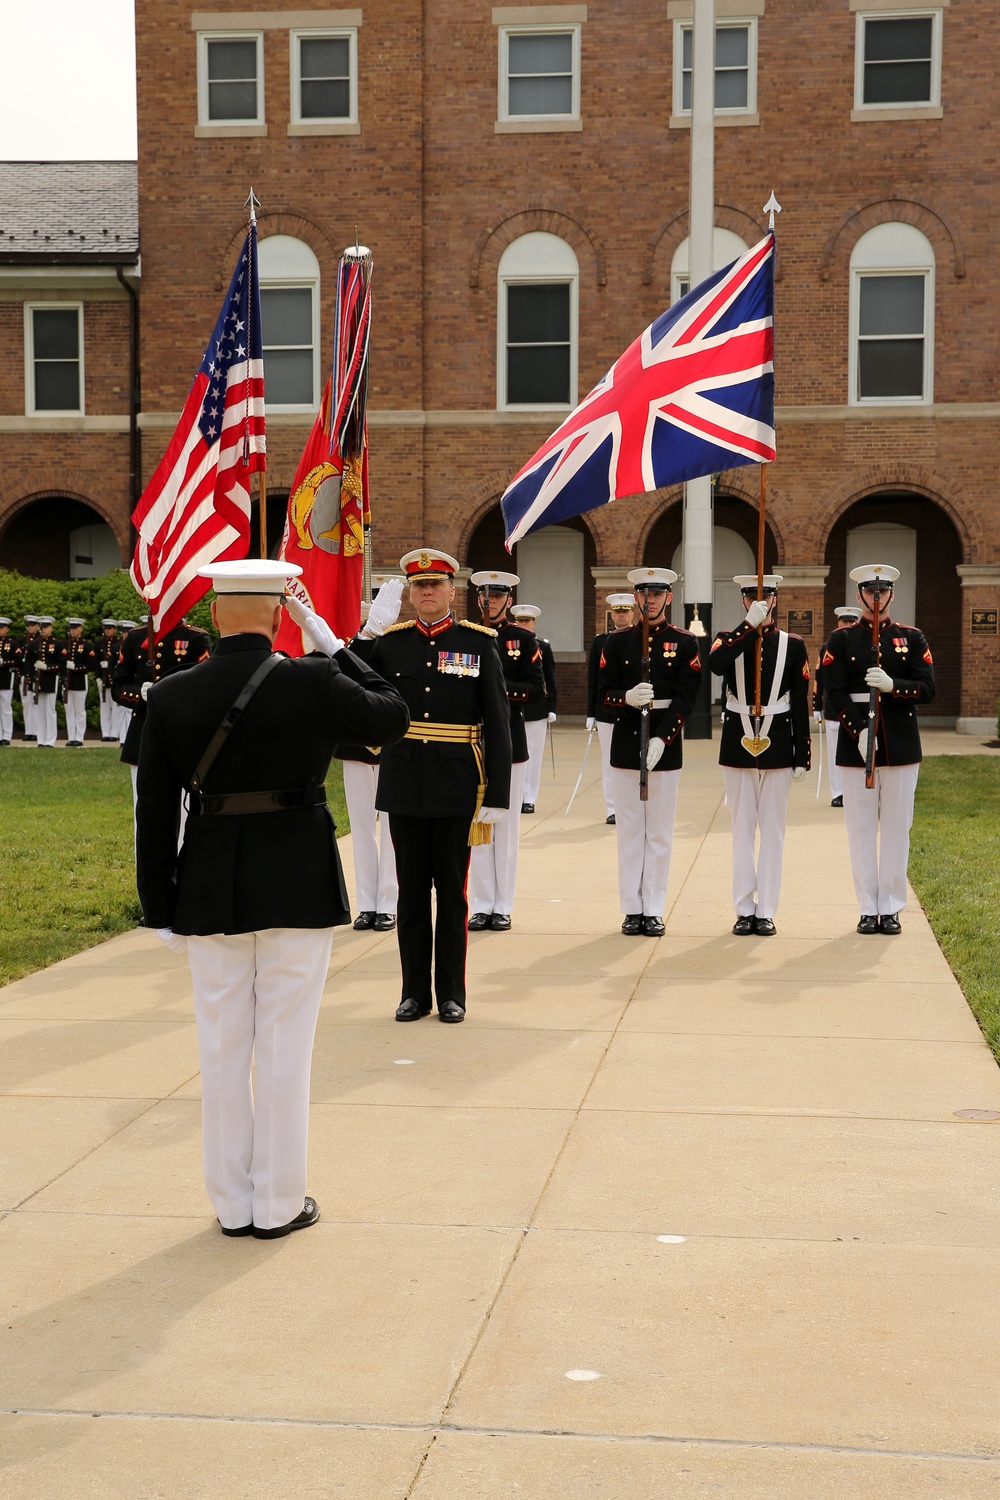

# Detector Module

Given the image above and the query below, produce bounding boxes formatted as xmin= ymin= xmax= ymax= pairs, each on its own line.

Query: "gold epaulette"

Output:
xmin=383 ymin=620 xmax=416 ymax=634
xmin=459 ymin=620 xmax=498 ymax=637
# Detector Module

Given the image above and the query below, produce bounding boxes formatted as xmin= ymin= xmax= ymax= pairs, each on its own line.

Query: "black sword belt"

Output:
xmin=190 ymin=786 xmax=328 ymax=817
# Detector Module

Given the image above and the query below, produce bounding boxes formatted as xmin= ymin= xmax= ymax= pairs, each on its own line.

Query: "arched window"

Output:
xmin=670 ymin=228 xmax=748 ymax=303
xmin=849 ymin=222 xmax=934 ymax=405
xmin=258 ymin=234 xmax=321 ymax=411
xmin=497 ymin=231 xmax=578 ymax=410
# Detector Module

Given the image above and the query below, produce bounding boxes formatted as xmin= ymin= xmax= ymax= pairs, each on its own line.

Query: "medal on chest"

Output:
xmin=438 ymin=650 xmax=480 ymax=677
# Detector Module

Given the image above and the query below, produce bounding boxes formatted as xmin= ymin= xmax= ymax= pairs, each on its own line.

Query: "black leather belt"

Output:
xmin=191 ymin=787 xmax=328 ymax=817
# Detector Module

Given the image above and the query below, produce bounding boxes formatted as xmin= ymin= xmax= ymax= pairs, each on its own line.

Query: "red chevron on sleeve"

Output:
xmin=822 ymin=649 xmax=834 ymax=665
xmin=923 ymin=647 xmax=933 ymax=663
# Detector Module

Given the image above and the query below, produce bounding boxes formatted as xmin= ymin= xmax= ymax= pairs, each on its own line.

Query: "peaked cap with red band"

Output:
xmin=399 ymin=549 xmax=460 ymax=582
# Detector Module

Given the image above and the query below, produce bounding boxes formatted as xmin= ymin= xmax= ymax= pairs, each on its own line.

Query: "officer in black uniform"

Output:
xmin=813 ymin=605 xmax=862 ymax=806
xmin=710 ymin=575 xmax=811 ymax=936
xmin=353 ymin=549 xmax=512 ymax=1021
xmin=823 ymin=562 xmax=935 ymax=935
xmin=63 ymin=617 xmax=95 ymax=747
xmin=468 ymin=570 xmax=545 ymax=931
xmin=136 ymin=560 xmax=408 ymax=1239
xmin=597 ymin=567 xmax=703 ymax=936
xmin=96 ymin=619 xmax=122 ymax=740
xmin=114 ymin=615 xmax=212 ymax=807
xmin=32 ymin=617 xmax=66 ymax=748
xmin=0 ymin=617 xmax=20 ymax=745
xmin=510 ymin=603 xmax=557 ymax=814
xmin=587 ymin=593 xmax=636 ymax=824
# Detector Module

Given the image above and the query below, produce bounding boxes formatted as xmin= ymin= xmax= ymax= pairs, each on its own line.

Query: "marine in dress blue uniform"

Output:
xmin=587 ymin=593 xmax=635 ymax=823
xmin=31 ymin=617 xmax=66 ymax=748
xmin=62 ymin=617 xmax=95 ymax=746
xmin=510 ymin=603 xmax=557 ymax=813
xmin=0 ymin=617 xmax=20 ymax=745
xmin=813 ymin=605 xmax=862 ymax=805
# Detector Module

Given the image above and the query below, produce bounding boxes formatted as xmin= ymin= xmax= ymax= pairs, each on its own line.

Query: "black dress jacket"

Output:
xmin=824 ymin=617 xmax=935 ymax=768
xmin=0 ymin=635 xmax=21 ymax=692
xmin=496 ymin=620 xmax=546 ymax=762
xmin=64 ymin=637 xmax=96 ymax=691
xmin=355 ymin=616 xmax=513 ymax=817
xmin=33 ymin=637 xmax=67 ymax=695
xmin=524 ymin=637 xmax=558 ymax=722
xmin=812 ymin=641 xmax=836 ymax=721
xmin=710 ymin=620 xmax=812 ymax=771
xmin=136 ymin=634 xmax=409 ymax=935
xmin=596 ymin=621 xmax=703 ymax=772
xmin=114 ymin=624 xmax=212 ymax=765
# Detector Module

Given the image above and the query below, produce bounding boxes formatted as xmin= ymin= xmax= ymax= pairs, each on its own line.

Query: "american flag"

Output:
xmin=131 ymin=224 xmax=266 ymax=634
xmin=502 ymin=233 xmax=775 ymax=548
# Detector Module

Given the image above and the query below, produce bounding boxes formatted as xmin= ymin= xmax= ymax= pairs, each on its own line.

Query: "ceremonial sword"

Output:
xmin=548 ymin=719 xmax=556 ymax=778
xmin=564 ymin=726 xmax=595 ymax=815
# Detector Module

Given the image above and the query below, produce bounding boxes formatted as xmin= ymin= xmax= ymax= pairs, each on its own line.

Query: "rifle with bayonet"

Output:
xmin=864 ymin=582 xmax=883 ymax=790
xmin=638 ymin=591 xmax=651 ymax=802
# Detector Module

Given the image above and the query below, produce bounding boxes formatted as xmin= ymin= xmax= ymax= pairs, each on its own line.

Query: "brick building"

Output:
xmin=4 ymin=0 xmax=999 ymax=726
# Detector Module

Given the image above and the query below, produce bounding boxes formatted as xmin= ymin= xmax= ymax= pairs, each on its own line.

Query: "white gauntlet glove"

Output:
xmin=585 ymin=716 xmax=596 ymax=731
xmin=474 ymin=806 xmax=505 ymax=826
xmin=791 ymin=766 xmax=806 ymax=783
xmin=625 ymin=682 xmax=654 ymax=709
xmin=744 ymin=598 xmax=771 ymax=630
xmin=362 ymin=577 xmax=404 ymax=637
xmin=154 ymin=928 xmax=187 ymax=954
xmin=283 ymin=594 xmax=344 ymax=656
xmin=547 ymin=712 xmax=557 ymax=723
xmin=813 ymin=710 xmax=823 ymax=722
xmin=865 ymin=666 xmax=894 ymax=693
xmin=140 ymin=680 xmax=152 ymax=701
xmin=646 ymin=736 xmax=665 ymax=771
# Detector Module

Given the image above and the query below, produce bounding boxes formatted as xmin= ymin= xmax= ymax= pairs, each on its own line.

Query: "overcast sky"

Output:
xmin=0 ymin=0 xmax=137 ymax=160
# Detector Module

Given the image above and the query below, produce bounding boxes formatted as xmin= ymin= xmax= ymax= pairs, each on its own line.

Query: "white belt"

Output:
xmin=850 ymin=692 xmax=870 ymax=703
xmin=650 ymin=697 xmax=673 ymax=709
xmin=727 ymin=693 xmax=790 ymax=715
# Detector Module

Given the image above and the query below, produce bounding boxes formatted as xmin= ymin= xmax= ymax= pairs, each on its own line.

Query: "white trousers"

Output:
xmin=826 ymin=721 xmax=843 ymax=800
xmin=612 ymin=767 xmax=680 ymax=918
xmin=596 ymin=721 xmax=615 ymax=817
xmin=20 ymin=679 xmax=34 ymax=737
xmin=117 ymin=705 xmax=132 ymax=743
xmin=522 ymin=718 xmax=548 ymax=806
xmin=0 ymin=688 xmax=12 ymax=741
xmin=65 ymin=687 xmax=88 ymax=743
xmin=342 ymin=759 xmax=397 ymax=914
xmin=35 ymin=693 xmax=58 ymax=747
xmin=841 ymin=763 xmax=919 ymax=918
xmin=187 ymin=928 xmax=333 ymax=1231
xmin=100 ymin=686 xmax=117 ymax=738
xmin=470 ymin=759 xmax=527 ymax=916
xmin=723 ymin=766 xmax=792 ymax=921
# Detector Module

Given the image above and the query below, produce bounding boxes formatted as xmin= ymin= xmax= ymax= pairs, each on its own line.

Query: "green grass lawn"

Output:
xmin=0 ymin=748 xmax=348 ymax=987
xmin=909 ymin=757 xmax=1000 ymax=1062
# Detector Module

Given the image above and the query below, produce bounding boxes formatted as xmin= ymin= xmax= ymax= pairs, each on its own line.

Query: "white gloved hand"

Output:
xmin=154 ymin=927 xmax=187 ymax=954
xmin=744 ymin=598 xmax=771 ymax=630
xmin=474 ymin=806 xmax=505 ymax=826
xmin=865 ymin=666 xmax=894 ymax=693
xmin=283 ymin=594 xmax=344 ymax=656
xmin=813 ymin=710 xmax=823 ymax=722
xmin=363 ymin=577 xmax=404 ymax=637
xmin=547 ymin=712 xmax=557 ymax=723
xmin=646 ymin=736 xmax=665 ymax=771
xmin=791 ymin=766 xmax=806 ymax=783
xmin=625 ymin=681 xmax=654 ymax=708
xmin=140 ymin=680 xmax=152 ymax=701
xmin=858 ymin=727 xmax=873 ymax=764
xmin=585 ymin=716 xmax=596 ymax=731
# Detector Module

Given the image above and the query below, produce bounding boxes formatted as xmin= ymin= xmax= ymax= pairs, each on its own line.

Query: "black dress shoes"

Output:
xmin=373 ymin=913 xmax=396 ymax=932
xmin=439 ymin=1001 xmax=465 ymax=1023
xmin=857 ymin=915 xmax=880 ymax=935
xmin=879 ymin=913 xmax=901 ymax=935
xmin=754 ymin=917 xmax=776 ymax=937
xmin=468 ymin=912 xmax=491 ymax=931
xmin=621 ymin=914 xmax=643 ymax=936
xmin=252 ymin=1197 xmax=320 ymax=1240
xmin=353 ymin=910 xmax=376 ymax=931
xmin=831 ymin=795 xmax=844 ymax=808
xmin=396 ymin=997 xmax=431 ymax=1021
xmin=219 ymin=1220 xmax=254 ymax=1237
xmin=490 ymin=913 xmax=512 ymax=931
xmin=732 ymin=915 xmax=756 ymax=936
xmin=606 ymin=814 xmax=616 ymax=825
xmin=642 ymin=916 xmax=665 ymax=937
xmin=521 ymin=802 xmax=535 ymax=813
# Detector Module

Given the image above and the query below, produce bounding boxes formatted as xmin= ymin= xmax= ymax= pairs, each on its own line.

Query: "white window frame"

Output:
xmin=497 ymin=24 xmax=581 ymax=124
xmin=259 ymin=280 xmax=321 ymax=414
xmin=497 ymin=261 xmax=578 ymax=413
xmin=853 ymin=8 xmax=942 ymax=113
xmin=849 ymin=263 xmax=935 ymax=408
xmin=672 ymin=18 xmax=758 ymax=118
xmin=24 ymin=301 xmax=84 ymax=417
xmin=197 ymin=31 xmax=265 ymax=127
xmin=290 ymin=27 xmax=358 ymax=125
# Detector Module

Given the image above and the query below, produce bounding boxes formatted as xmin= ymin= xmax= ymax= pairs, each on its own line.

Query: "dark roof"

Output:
xmin=0 ymin=161 xmax=138 ymax=264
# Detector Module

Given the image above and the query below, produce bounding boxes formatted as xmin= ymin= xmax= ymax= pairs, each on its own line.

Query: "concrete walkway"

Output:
xmin=2 ymin=730 xmax=999 ymax=1498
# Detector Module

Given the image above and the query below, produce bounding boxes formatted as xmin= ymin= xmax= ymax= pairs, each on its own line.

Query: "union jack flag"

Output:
xmin=502 ymin=232 xmax=775 ymax=548
xmin=131 ymin=224 xmax=266 ymax=636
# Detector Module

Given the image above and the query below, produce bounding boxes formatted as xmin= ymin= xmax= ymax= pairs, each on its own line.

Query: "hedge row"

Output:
xmin=0 ymin=569 xmax=217 ymax=642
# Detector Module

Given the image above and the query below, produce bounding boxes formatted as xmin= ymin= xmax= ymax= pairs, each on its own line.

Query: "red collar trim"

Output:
xmin=416 ymin=614 xmax=454 ymax=639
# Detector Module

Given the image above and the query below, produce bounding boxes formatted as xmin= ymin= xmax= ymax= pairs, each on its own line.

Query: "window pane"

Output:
xmin=509 ymin=74 xmax=573 ymax=114
xmin=507 ymin=345 xmax=570 ymax=405
xmin=508 ymin=33 xmax=573 ymax=75
xmin=864 ymin=17 xmax=932 ymax=64
xmin=207 ymin=39 xmax=257 ymax=81
xmin=301 ymin=78 xmax=350 ymax=117
xmin=32 ymin=308 xmax=78 ymax=359
xmin=208 ymin=79 xmax=257 ymax=120
xmin=863 ymin=58 xmax=932 ymax=104
xmin=300 ymin=36 xmax=349 ymax=79
xmin=508 ymin=284 xmax=570 ymax=344
xmin=681 ymin=28 xmax=692 ymax=69
xmin=715 ymin=26 xmax=748 ymax=67
xmin=34 ymin=361 xmax=80 ymax=410
xmin=261 ymin=288 xmax=313 ymax=346
xmin=715 ymin=68 xmax=748 ymax=108
xmin=682 ymin=70 xmax=691 ymax=111
xmin=859 ymin=276 xmax=924 ymax=337
xmin=263 ymin=348 xmax=314 ymax=405
xmin=858 ymin=339 xmax=924 ymax=399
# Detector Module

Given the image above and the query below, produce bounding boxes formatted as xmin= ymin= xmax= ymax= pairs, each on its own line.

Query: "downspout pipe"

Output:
xmin=116 ymin=263 xmax=141 ymax=560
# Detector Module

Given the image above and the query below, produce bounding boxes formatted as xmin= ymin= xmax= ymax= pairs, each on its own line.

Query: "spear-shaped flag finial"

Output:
xmin=763 ymin=191 xmax=782 ymax=232
xmin=245 ymin=187 xmax=260 ymax=225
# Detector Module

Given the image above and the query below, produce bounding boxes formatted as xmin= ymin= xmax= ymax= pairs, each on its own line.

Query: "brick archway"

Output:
xmin=215 ymin=210 xmax=341 ymax=291
xmin=819 ymin=196 xmax=965 ymax=282
xmin=0 ymin=491 xmax=127 ymax=576
xmin=643 ymin=203 xmax=772 ymax=288
xmin=469 ymin=207 xmax=606 ymax=290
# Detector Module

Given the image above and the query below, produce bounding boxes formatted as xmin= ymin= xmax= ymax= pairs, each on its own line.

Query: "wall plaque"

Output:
xmin=786 ymin=609 xmax=813 ymax=636
xmin=971 ymin=609 xmax=998 ymax=636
